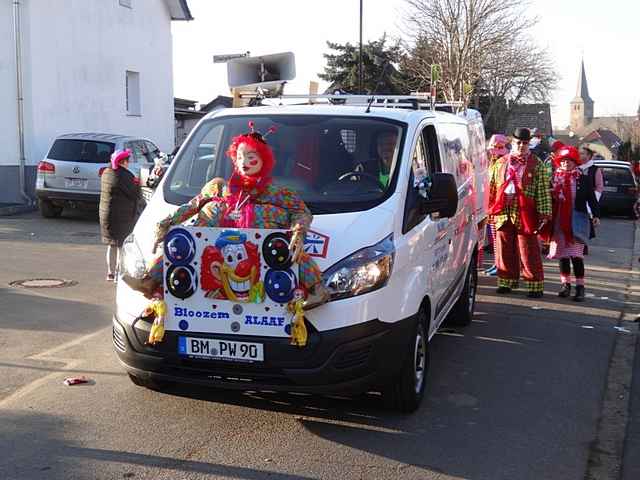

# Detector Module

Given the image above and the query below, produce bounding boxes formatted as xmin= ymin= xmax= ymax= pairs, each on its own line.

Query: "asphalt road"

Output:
xmin=0 ymin=210 xmax=637 ymax=480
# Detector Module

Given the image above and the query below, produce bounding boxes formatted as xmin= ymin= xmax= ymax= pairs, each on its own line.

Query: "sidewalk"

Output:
xmin=622 ymin=331 xmax=640 ymax=480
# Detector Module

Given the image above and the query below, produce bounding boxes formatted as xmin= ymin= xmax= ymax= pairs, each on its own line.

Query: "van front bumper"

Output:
xmin=113 ymin=313 xmax=416 ymax=394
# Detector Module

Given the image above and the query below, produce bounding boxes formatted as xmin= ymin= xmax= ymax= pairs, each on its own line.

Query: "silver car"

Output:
xmin=35 ymin=133 xmax=163 ymax=218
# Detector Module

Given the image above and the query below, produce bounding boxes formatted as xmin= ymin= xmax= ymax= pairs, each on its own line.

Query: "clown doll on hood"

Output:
xmin=542 ymin=146 xmax=600 ymax=302
xmin=122 ymin=122 xmax=331 ymax=340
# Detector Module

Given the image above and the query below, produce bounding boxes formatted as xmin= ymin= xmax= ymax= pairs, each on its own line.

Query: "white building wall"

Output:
xmin=0 ymin=1 xmax=19 ymax=170
xmin=23 ymin=0 xmax=176 ymax=168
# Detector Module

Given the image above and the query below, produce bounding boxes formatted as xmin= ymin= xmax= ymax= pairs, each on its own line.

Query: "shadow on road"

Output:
xmin=0 ymin=287 xmax=111 ymax=333
xmin=140 ymin=279 xmax=617 ymax=479
xmin=0 ymin=411 xmax=316 ymax=480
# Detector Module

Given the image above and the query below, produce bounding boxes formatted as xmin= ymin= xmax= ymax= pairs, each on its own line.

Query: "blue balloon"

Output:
xmin=164 ymin=228 xmax=196 ymax=265
xmin=264 ymin=268 xmax=296 ymax=304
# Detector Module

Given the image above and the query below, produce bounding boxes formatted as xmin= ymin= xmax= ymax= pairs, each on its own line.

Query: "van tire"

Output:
xmin=383 ymin=309 xmax=429 ymax=413
xmin=39 ymin=199 xmax=63 ymax=218
xmin=447 ymin=255 xmax=478 ymax=327
xmin=128 ymin=373 xmax=167 ymax=391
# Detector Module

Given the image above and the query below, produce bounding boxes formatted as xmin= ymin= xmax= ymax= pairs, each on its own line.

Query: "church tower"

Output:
xmin=570 ymin=58 xmax=594 ymax=132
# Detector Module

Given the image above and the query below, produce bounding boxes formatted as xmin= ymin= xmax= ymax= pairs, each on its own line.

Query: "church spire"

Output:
xmin=570 ymin=57 xmax=595 ymax=131
xmin=575 ymin=57 xmax=592 ymax=101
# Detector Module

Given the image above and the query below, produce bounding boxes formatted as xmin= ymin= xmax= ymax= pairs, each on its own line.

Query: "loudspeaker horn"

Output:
xmin=227 ymin=52 xmax=296 ymax=91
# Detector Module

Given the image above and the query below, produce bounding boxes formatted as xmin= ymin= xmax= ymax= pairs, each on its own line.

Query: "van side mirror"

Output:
xmin=420 ymin=172 xmax=458 ymax=218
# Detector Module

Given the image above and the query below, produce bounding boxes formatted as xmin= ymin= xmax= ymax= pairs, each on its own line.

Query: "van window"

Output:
xmin=164 ymin=115 xmax=405 ymax=214
xmin=439 ymin=123 xmax=472 ymax=185
xmin=403 ymin=125 xmax=441 ymax=233
xmin=48 ymin=139 xmax=115 ymax=163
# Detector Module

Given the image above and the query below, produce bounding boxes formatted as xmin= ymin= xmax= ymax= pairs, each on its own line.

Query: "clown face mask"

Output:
xmin=236 ymin=143 xmax=263 ymax=176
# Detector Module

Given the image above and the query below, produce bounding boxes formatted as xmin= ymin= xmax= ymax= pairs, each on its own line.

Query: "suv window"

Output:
xmin=125 ymin=141 xmax=147 ymax=164
xmin=164 ymin=115 xmax=406 ymax=214
xmin=601 ymin=167 xmax=635 ymax=186
xmin=48 ymin=139 xmax=115 ymax=163
xmin=144 ymin=141 xmax=160 ymax=161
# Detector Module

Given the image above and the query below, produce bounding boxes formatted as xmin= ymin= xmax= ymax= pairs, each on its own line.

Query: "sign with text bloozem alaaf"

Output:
xmin=163 ymin=227 xmax=301 ymax=338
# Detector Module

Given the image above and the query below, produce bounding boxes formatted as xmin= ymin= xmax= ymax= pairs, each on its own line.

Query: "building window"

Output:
xmin=119 ymin=0 xmax=132 ymax=8
xmin=125 ymin=70 xmax=141 ymax=116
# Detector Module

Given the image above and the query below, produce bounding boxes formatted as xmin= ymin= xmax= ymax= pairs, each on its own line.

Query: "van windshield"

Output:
xmin=163 ymin=115 xmax=406 ymax=214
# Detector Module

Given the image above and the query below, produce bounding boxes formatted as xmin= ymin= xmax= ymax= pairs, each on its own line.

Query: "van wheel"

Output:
xmin=383 ymin=310 xmax=429 ymax=413
xmin=447 ymin=255 xmax=478 ymax=327
xmin=128 ymin=373 xmax=167 ymax=391
xmin=39 ymin=199 xmax=63 ymax=218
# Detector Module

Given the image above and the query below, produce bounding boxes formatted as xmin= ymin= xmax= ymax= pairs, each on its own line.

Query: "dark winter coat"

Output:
xmin=574 ymin=172 xmax=601 ymax=242
xmin=99 ymin=167 xmax=140 ymax=245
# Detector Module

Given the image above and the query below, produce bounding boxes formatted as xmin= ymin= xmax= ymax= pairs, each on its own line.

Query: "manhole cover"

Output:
xmin=10 ymin=278 xmax=78 ymax=289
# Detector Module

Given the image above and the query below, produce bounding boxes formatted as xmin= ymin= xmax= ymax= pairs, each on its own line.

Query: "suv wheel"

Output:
xmin=39 ymin=199 xmax=63 ymax=218
xmin=383 ymin=309 xmax=429 ymax=413
xmin=446 ymin=254 xmax=478 ymax=327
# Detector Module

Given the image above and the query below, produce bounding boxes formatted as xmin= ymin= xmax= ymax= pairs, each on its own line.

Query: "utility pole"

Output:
xmin=359 ymin=0 xmax=363 ymax=94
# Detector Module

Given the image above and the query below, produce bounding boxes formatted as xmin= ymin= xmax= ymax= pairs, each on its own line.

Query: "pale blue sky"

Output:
xmin=172 ymin=0 xmax=640 ymax=130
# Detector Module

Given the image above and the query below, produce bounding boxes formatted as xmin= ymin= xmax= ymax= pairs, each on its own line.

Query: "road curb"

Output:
xmin=585 ymin=220 xmax=640 ymax=480
xmin=0 ymin=203 xmax=36 ymax=217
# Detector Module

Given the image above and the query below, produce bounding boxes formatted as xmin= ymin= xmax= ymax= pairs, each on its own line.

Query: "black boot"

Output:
xmin=496 ymin=286 xmax=512 ymax=294
xmin=558 ymin=283 xmax=571 ymax=298
xmin=573 ymin=285 xmax=585 ymax=302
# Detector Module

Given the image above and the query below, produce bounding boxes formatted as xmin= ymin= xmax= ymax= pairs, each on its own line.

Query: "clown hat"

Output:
xmin=215 ymin=230 xmax=248 ymax=249
xmin=555 ymin=146 xmax=582 ymax=165
xmin=488 ymin=134 xmax=509 ymax=157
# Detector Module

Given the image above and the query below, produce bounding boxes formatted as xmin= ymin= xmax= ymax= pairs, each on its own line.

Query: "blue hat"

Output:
xmin=214 ymin=230 xmax=247 ymax=250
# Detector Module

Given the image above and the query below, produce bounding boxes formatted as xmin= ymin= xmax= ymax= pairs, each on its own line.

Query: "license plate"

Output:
xmin=178 ymin=337 xmax=263 ymax=362
xmin=65 ymin=178 xmax=87 ymax=189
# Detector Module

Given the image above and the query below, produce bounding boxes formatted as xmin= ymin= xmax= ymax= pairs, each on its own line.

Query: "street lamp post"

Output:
xmin=359 ymin=0 xmax=363 ymax=94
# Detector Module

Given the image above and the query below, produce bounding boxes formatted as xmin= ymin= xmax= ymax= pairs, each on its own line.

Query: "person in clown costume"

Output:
xmin=483 ymin=134 xmax=509 ymax=276
xmin=545 ymin=146 xmax=600 ymax=302
xmin=123 ymin=122 xmax=330 ymax=316
xmin=487 ymin=127 xmax=552 ymax=298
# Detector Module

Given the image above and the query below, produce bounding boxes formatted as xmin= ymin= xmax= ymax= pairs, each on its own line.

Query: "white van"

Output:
xmin=113 ymin=98 xmax=487 ymax=412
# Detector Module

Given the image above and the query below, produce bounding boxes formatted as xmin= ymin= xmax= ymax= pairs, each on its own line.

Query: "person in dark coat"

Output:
xmin=545 ymin=146 xmax=600 ymax=302
xmin=99 ymin=149 xmax=140 ymax=281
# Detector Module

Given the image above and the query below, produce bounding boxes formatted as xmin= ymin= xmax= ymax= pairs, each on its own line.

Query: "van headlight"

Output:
xmin=323 ymin=234 xmax=394 ymax=300
xmin=120 ymin=234 xmax=148 ymax=279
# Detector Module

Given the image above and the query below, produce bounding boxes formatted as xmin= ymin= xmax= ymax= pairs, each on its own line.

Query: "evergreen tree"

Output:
xmin=319 ymin=36 xmax=406 ymax=95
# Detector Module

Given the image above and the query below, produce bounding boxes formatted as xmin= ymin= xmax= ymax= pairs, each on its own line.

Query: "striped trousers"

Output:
xmin=495 ymin=221 xmax=544 ymax=293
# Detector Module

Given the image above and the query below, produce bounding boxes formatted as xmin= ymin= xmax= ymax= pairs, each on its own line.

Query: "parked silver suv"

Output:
xmin=35 ymin=133 xmax=163 ymax=218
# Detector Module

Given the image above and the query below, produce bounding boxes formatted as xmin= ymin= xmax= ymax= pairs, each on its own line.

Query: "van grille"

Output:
xmin=112 ymin=325 xmax=126 ymax=352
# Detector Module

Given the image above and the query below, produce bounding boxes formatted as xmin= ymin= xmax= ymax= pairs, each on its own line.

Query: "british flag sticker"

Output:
xmin=303 ymin=230 xmax=330 ymax=258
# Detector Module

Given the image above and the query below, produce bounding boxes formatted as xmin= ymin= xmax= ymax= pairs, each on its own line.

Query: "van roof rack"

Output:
xmin=237 ymin=92 xmax=466 ymax=112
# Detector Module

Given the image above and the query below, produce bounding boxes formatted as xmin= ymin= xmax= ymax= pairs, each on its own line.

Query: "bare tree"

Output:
xmin=401 ymin=0 xmax=557 ymax=129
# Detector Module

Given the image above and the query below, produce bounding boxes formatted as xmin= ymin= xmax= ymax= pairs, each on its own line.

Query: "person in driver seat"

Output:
xmin=354 ymin=130 xmax=398 ymax=188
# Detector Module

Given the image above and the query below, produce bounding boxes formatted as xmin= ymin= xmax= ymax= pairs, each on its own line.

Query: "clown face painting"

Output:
xmin=235 ymin=143 xmax=264 ymax=177
xmin=200 ymin=231 xmax=263 ymax=303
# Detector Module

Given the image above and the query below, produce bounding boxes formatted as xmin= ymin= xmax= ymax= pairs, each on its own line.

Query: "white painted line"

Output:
xmin=0 ymin=327 xmax=110 ymax=408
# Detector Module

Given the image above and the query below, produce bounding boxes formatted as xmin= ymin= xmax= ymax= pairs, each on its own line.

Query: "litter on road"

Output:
xmin=63 ymin=376 xmax=92 ymax=386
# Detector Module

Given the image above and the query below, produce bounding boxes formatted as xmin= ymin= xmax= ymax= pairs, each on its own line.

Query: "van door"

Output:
xmin=437 ymin=123 xmax=474 ymax=305
xmin=401 ymin=123 xmax=449 ymax=336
